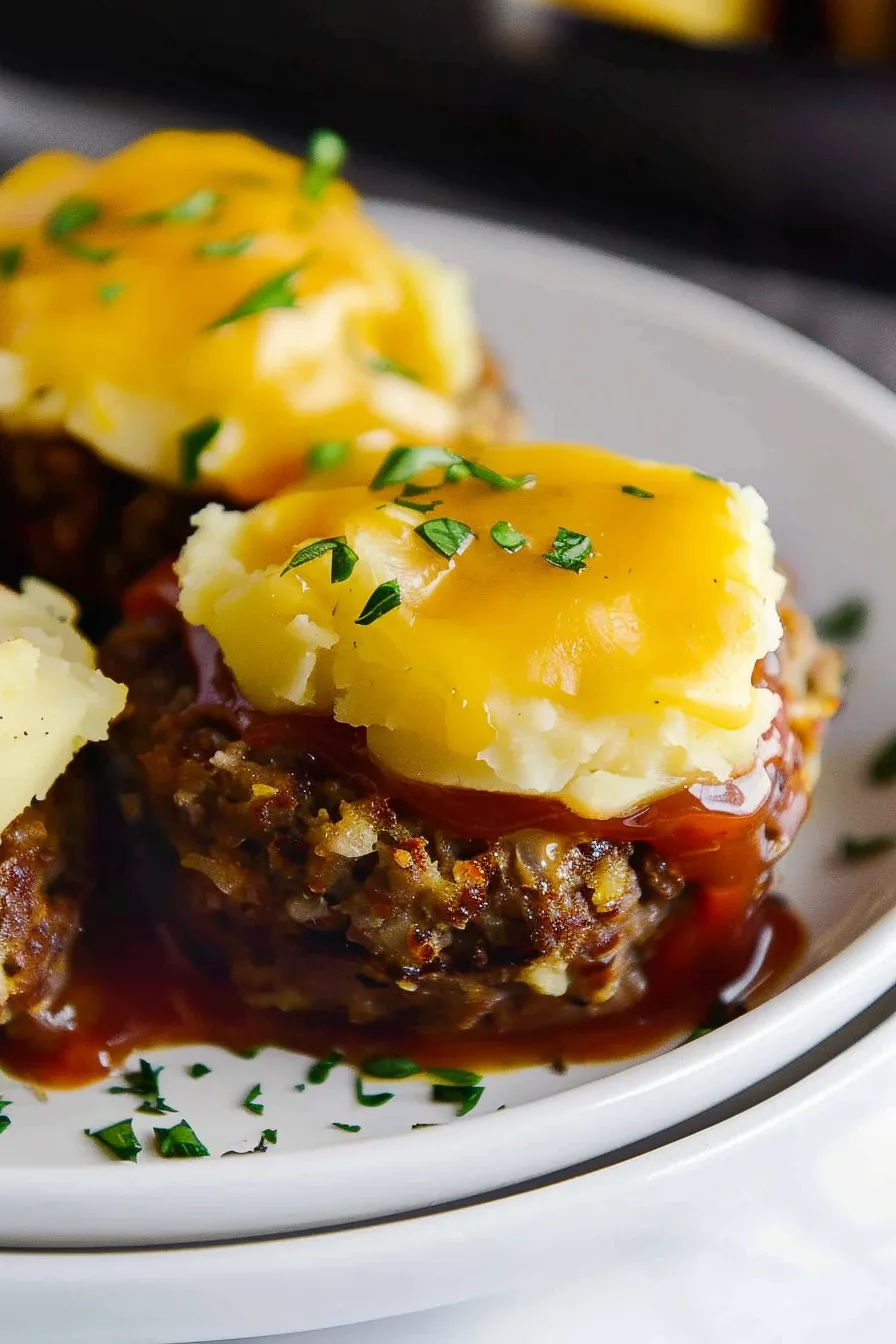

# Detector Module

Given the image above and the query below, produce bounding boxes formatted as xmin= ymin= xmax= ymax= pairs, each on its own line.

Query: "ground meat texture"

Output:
xmin=0 ymin=773 xmax=91 ymax=1025
xmin=102 ymin=610 xmax=683 ymax=1032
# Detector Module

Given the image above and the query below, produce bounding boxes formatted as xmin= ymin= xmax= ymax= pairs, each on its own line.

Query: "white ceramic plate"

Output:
xmin=5 ymin=976 xmax=896 ymax=1343
xmin=3 ymin=204 xmax=896 ymax=1249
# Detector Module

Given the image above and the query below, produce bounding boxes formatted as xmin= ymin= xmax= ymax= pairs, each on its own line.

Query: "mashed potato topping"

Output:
xmin=0 ymin=131 xmax=482 ymax=501
xmin=0 ymin=580 xmax=125 ymax=833
xmin=177 ymin=442 xmax=785 ymax=819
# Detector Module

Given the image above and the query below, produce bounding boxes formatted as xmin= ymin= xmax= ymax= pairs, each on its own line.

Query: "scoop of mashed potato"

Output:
xmin=0 ymin=579 xmax=125 ymax=832
xmin=177 ymin=442 xmax=785 ymax=819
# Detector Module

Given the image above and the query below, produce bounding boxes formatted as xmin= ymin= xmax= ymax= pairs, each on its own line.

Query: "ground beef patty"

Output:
xmin=101 ymin=604 xmax=689 ymax=1032
xmin=0 ymin=773 xmax=91 ymax=1026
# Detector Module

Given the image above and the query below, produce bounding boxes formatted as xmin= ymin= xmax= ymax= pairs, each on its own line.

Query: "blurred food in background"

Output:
xmin=528 ymin=0 xmax=771 ymax=44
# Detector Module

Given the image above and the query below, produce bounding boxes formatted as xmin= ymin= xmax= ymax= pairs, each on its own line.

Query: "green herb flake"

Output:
xmin=331 ymin=1122 xmax=361 ymax=1133
xmin=98 ymin=281 xmax=125 ymax=303
xmin=262 ymin=1128 xmax=278 ymax=1146
xmin=243 ymin=1083 xmax=264 ymax=1116
xmin=490 ymin=520 xmax=526 ymax=553
xmin=414 ymin=516 xmax=475 ymax=560
xmin=130 ymin=188 xmax=221 ymax=225
xmin=838 ymin=833 xmax=896 ymax=863
xmin=369 ymin=354 xmax=421 ymax=382
xmin=444 ymin=461 xmax=471 ymax=483
xmin=108 ymin=1058 xmax=175 ymax=1115
xmin=392 ymin=496 xmax=441 ymax=514
xmin=543 ymin=527 xmax=593 ymax=574
xmin=179 ymin=416 xmax=222 ymax=487
xmin=370 ymin=445 xmax=458 ymax=491
xmin=362 ymin=1055 xmax=420 ymax=1079
xmin=0 ymin=244 xmax=23 ymax=280
xmin=355 ymin=579 xmax=401 ymax=626
xmin=206 ymin=262 xmax=307 ymax=330
xmin=294 ymin=1083 xmax=307 ymax=1093
xmin=280 ymin=534 xmax=359 ymax=584
xmin=428 ymin=1067 xmax=482 ymax=1087
xmin=868 ymin=733 xmax=896 ymax=784
xmin=463 ymin=460 xmax=535 ymax=491
xmin=400 ymin=483 xmax=437 ymax=498
xmin=307 ymin=439 xmax=351 ymax=474
xmin=621 ymin=484 xmax=655 ymax=499
xmin=307 ymin=1049 xmax=343 ymax=1085
xmin=354 ymin=1075 xmax=394 ymax=1108
xmin=302 ymin=129 xmax=348 ymax=200
xmin=412 ymin=1122 xmax=437 ymax=1129
xmin=188 ymin=1063 xmax=212 ymax=1079
xmin=431 ymin=1083 xmax=484 ymax=1117
xmin=693 ymin=470 xmax=719 ymax=482
xmin=45 ymin=195 xmax=117 ymax=263
xmin=815 ymin=598 xmax=869 ymax=643
xmin=154 ymin=1119 xmax=210 ymax=1159
xmin=85 ymin=1118 xmax=142 ymax=1163
xmin=0 ymin=1097 xmax=11 ymax=1137
xmin=196 ymin=233 xmax=255 ymax=258
xmin=683 ymin=999 xmax=745 ymax=1043
xmin=236 ymin=1045 xmax=265 ymax=1060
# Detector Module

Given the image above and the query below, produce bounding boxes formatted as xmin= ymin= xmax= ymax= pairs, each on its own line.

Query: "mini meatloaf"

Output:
xmin=101 ymin=442 xmax=840 ymax=1034
xmin=0 ymin=581 xmax=124 ymax=1025
xmin=0 ymin=130 xmax=518 ymax=625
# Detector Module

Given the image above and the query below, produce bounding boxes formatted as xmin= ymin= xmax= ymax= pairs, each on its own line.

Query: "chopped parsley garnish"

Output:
xmin=179 ymin=416 xmax=222 ymax=486
xmin=280 ymin=535 xmax=359 ymax=583
xmin=412 ymin=1122 xmax=437 ymax=1129
xmin=392 ymin=496 xmax=441 ymax=514
xmin=206 ymin=262 xmax=307 ymax=329
xmin=98 ymin=282 xmax=125 ymax=303
xmin=490 ymin=520 xmax=526 ymax=553
xmin=307 ymin=1049 xmax=343 ymax=1085
xmin=370 ymin=445 xmax=458 ymax=490
xmin=302 ymin=129 xmax=348 ymax=200
xmin=354 ymin=1075 xmax=394 ymax=1108
xmin=428 ymin=1067 xmax=482 ymax=1087
xmin=621 ymin=484 xmax=655 ymax=499
xmin=262 ymin=1128 xmax=278 ymax=1146
xmin=307 ymin=439 xmax=351 ymax=474
xmin=355 ymin=579 xmax=401 ymax=626
xmin=243 ymin=1083 xmax=264 ymax=1116
xmin=188 ymin=1063 xmax=212 ymax=1079
xmin=294 ymin=1083 xmax=306 ymax=1093
xmin=0 ymin=244 xmax=23 ymax=280
xmin=331 ymin=1122 xmax=361 ymax=1133
xmin=236 ymin=1045 xmax=265 ymax=1059
xmin=370 ymin=445 xmax=534 ymax=493
xmin=683 ymin=999 xmax=746 ymax=1043
xmin=431 ymin=1082 xmax=484 ymax=1117
xmin=815 ymin=598 xmax=869 ymax=643
xmin=130 ymin=188 xmax=221 ymax=225
xmin=45 ymin=196 xmax=116 ymax=263
xmin=838 ymin=833 xmax=896 ymax=863
xmin=693 ymin=470 xmax=719 ymax=482
xmin=543 ymin=527 xmax=593 ymax=574
xmin=154 ymin=1119 xmax=210 ymax=1158
xmin=85 ymin=1118 xmax=141 ymax=1162
xmin=108 ymin=1058 xmax=176 ymax=1115
xmin=0 ymin=1097 xmax=10 ymax=1136
xmin=415 ymin=516 xmax=475 ymax=559
xmin=196 ymin=233 xmax=254 ymax=258
xmin=362 ymin=1055 xmax=421 ymax=1079
xmin=868 ymin=733 xmax=896 ymax=784
xmin=369 ymin=355 xmax=421 ymax=382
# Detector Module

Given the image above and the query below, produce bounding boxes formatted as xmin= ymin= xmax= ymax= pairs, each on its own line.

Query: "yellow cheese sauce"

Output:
xmin=0 ymin=131 xmax=483 ymax=501
xmin=177 ymin=442 xmax=785 ymax=818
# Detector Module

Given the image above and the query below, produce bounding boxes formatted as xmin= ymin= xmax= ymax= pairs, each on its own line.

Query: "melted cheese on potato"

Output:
xmin=177 ymin=442 xmax=785 ymax=819
xmin=0 ymin=131 xmax=482 ymax=501
xmin=0 ymin=580 xmax=125 ymax=833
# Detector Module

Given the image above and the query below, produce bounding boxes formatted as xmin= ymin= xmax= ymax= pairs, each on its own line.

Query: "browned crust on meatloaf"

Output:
xmin=0 ymin=772 xmax=92 ymax=1026
xmin=0 ymin=349 xmax=520 ymax=634
xmin=101 ymin=607 xmax=685 ymax=1031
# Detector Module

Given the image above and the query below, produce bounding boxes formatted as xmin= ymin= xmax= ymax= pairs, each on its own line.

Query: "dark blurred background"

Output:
xmin=4 ymin=0 xmax=896 ymax=384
